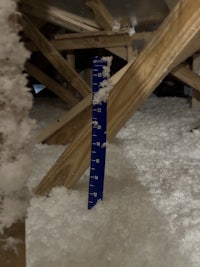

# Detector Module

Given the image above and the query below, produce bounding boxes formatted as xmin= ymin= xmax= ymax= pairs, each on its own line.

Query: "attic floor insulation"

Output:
xmin=28 ymin=95 xmax=200 ymax=267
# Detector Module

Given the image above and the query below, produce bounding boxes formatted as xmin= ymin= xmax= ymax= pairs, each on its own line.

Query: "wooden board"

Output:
xmin=34 ymin=0 xmax=200 ymax=195
xmin=36 ymin=94 xmax=91 ymax=143
xmin=54 ymin=30 xmax=153 ymax=40
xmin=21 ymin=15 xmax=91 ymax=98
xmin=165 ymin=0 xmax=179 ymax=9
xmin=26 ymin=62 xmax=78 ymax=107
xmin=83 ymin=0 xmax=114 ymax=30
xmin=0 ymin=221 xmax=26 ymax=267
xmin=172 ymin=65 xmax=200 ymax=93
xmin=46 ymin=107 xmax=91 ymax=145
xmin=20 ymin=0 xmax=100 ymax=32
xmin=192 ymin=53 xmax=200 ymax=109
xmin=28 ymin=34 xmax=131 ymax=51
xmin=37 ymin=13 xmax=200 ymax=145
xmin=36 ymin=60 xmax=134 ymax=144
xmin=20 ymin=0 xmax=127 ymax=60
xmin=27 ymin=31 xmax=154 ymax=52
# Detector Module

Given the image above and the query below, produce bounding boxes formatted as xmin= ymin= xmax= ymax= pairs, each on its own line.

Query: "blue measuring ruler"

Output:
xmin=88 ymin=56 xmax=108 ymax=210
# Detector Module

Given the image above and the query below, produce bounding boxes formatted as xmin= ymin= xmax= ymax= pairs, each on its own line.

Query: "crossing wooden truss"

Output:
xmin=1 ymin=1 xmax=200 ymax=267
xmin=20 ymin=0 xmax=200 ymax=196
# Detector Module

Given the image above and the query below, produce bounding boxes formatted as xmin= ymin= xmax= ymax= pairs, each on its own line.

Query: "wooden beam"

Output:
xmin=27 ymin=34 xmax=131 ymax=51
xmin=82 ymin=0 xmax=129 ymax=59
xmin=35 ymin=9 xmax=200 ymax=145
xmin=172 ymin=64 xmax=200 ymax=93
xmin=20 ymin=2 xmax=127 ymax=60
xmin=35 ymin=7 xmax=200 ymax=145
xmin=21 ymin=15 xmax=91 ymax=98
xmin=26 ymin=62 xmax=78 ymax=107
xmin=83 ymin=0 xmax=114 ymax=30
xmin=20 ymin=0 xmax=100 ymax=32
xmin=44 ymin=62 xmax=135 ymax=145
xmin=0 ymin=221 xmax=26 ymax=267
xmin=36 ymin=94 xmax=91 ymax=143
xmin=192 ymin=53 xmax=200 ymax=108
xmin=27 ymin=31 xmax=153 ymax=52
xmin=37 ymin=56 xmax=200 ymax=145
xmin=136 ymin=13 xmax=166 ymax=27
xmin=165 ymin=0 xmax=179 ymax=9
xmin=36 ymin=61 xmax=134 ymax=144
xmin=35 ymin=0 xmax=200 ymax=195
xmin=54 ymin=30 xmax=153 ymax=40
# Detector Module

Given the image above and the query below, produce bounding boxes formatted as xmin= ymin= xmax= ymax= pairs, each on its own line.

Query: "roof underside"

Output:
xmin=44 ymin=0 xmax=170 ymax=30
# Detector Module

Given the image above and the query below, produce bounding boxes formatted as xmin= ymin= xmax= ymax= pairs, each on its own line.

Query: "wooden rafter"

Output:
xmin=28 ymin=15 xmax=46 ymax=29
xmin=37 ymin=94 xmax=91 ymax=144
xmin=26 ymin=62 xmax=78 ymax=107
xmin=37 ymin=62 xmax=134 ymax=145
xmin=82 ymin=0 xmax=129 ymax=59
xmin=36 ymin=60 xmax=134 ymax=144
xmin=172 ymin=65 xmax=200 ymax=93
xmin=26 ymin=31 xmax=153 ymax=51
xmin=38 ymin=62 xmax=200 ymax=145
xmin=83 ymin=0 xmax=114 ymax=30
xmin=36 ymin=30 xmax=200 ymax=145
xmin=54 ymin=30 xmax=153 ymax=40
xmin=20 ymin=1 xmax=128 ymax=60
xmin=136 ymin=13 xmax=166 ymax=27
xmin=35 ymin=15 xmax=200 ymax=146
xmin=35 ymin=0 xmax=200 ymax=195
xmin=165 ymin=0 xmax=179 ymax=9
xmin=21 ymin=15 xmax=90 ymax=98
xmin=192 ymin=54 xmax=200 ymax=108
xmin=20 ymin=0 xmax=100 ymax=32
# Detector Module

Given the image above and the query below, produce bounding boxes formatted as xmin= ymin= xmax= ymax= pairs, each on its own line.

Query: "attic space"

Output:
xmin=1 ymin=0 xmax=200 ymax=267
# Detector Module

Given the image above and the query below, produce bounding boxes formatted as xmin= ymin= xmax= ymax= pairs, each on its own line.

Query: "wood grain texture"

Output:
xmin=192 ymin=53 xmax=200 ymax=108
xmin=20 ymin=0 xmax=127 ymax=60
xmin=21 ymin=16 xmax=91 ymax=98
xmin=35 ymin=0 xmax=200 ymax=195
xmin=36 ymin=94 xmax=91 ymax=143
xmin=27 ymin=34 xmax=131 ymax=51
xmin=20 ymin=0 xmax=100 ymax=32
xmin=172 ymin=65 xmax=200 ymax=93
xmin=83 ymin=0 xmax=115 ymax=30
xmin=0 ymin=221 xmax=26 ymax=267
xmin=165 ymin=0 xmax=179 ymax=9
xmin=46 ymin=107 xmax=91 ymax=145
xmin=54 ymin=31 xmax=153 ymax=40
xmin=27 ymin=32 xmax=153 ymax=52
xmin=36 ymin=61 xmax=134 ymax=144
